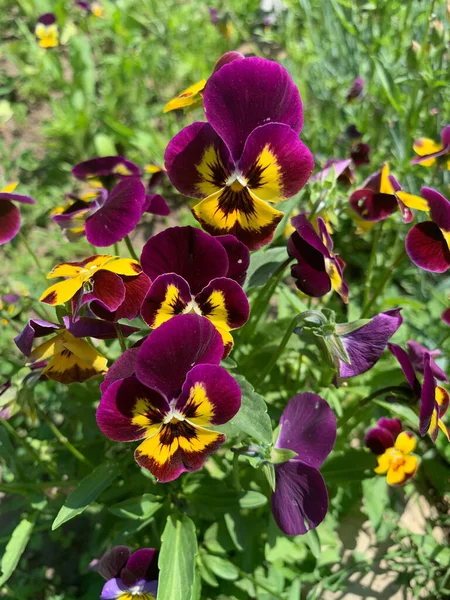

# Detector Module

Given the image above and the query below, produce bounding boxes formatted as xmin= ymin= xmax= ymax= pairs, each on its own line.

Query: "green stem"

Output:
xmin=361 ymin=250 xmax=406 ymax=318
xmin=115 ymin=323 xmax=127 ymax=353
xmin=18 ymin=231 xmax=47 ymax=280
xmin=124 ymin=235 xmax=139 ymax=261
xmin=260 ymin=314 xmax=301 ymax=382
xmin=38 ymin=409 xmax=93 ymax=467
xmin=235 ymin=568 xmax=284 ymax=600
xmin=363 ymin=220 xmax=384 ymax=309
xmin=113 ymin=242 xmax=119 ymax=256
xmin=232 ymin=452 xmax=241 ymax=492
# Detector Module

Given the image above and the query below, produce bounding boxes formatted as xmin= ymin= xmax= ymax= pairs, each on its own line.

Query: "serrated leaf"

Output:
xmin=109 ymin=493 xmax=162 ymax=521
xmin=52 ymin=462 xmax=118 ymax=530
xmin=373 ymin=400 xmax=419 ymax=428
xmin=0 ymin=516 xmax=35 ymax=586
xmin=158 ymin=515 xmax=198 ymax=600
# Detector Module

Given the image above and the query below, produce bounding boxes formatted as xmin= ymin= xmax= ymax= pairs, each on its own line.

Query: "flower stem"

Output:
xmin=361 ymin=249 xmax=406 ymax=318
xmin=18 ymin=231 xmax=47 ymax=280
xmin=260 ymin=314 xmax=301 ymax=382
xmin=124 ymin=235 xmax=139 ymax=261
xmin=37 ymin=409 xmax=93 ymax=467
xmin=363 ymin=220 xmax=384 ymax=309
xmin=114 ymin=323 xmax=127 ymax=353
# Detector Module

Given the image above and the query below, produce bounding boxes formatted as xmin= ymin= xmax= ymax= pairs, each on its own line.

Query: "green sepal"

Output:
xmin=270 ymin=447 xmax=298 ymax=464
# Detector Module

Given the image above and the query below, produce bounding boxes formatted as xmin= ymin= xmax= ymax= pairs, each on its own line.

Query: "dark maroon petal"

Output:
xmin=349 ymin=188 xmax=398 ymax=222
xmin=310 ymin=158 xmax=352 ymax=183
xmin=203 ymin=57 xmax=303 ymax=160
xmin=212 ymin=51 xmax=245 ymax=74
xmin=0 ymin=192 xmax=35 ymax=205
xmin=140 ymin=274 xmax=191 ymax=328
xmin=121 ymin=548 xmax=158 ymax=587
xmin=377 ymin=417 xmax=402 ymax=438
xmin=72 ymin=156 xmax=141 ymax=180
xmin=96 ymin=376 xmax=169 ymax=442
xmin=421 ymin=187 xmax=450 ymax=231
xmin=290 ymin=214 xmax=330 ymax=256
xmin=339 ymin=309 xmax=403 ymax=378
xmin=215 ymin=234 xmax=250 ymax=285
xmin=288 ymin=232 xmax=330 ymax=298
xmin=100 ymin=345 xmax=140 ymax=393
xmin=135 ymin=314 xmax=224 ymax=400
xmin=164 ymin=122 xmax=234 ymax=199
xmin=144 ymin=194 xmax=170 ymax=216
xmin=388 ymin=343 xmax=421 ymax=396
xmin=66 ymin=317 xmax=138 ymax=339
xmin=14 ymin=319 xmax=59 ymax=356
xmin=406 ymin=221 xmax=450 ymax=273
xmin=176 ymin=364 xmax=241 ymax=425
xmin=85 ymin=179 xmax=146 ymax=246
xmin=238 ymin=123 xmax=314 ymax=198
xmin=140 ymin=226 xmax=229 ymax=295
xmin=441 ymin=308 xmax=450 ymax=326
xmin=195 ymin=277 xmax=250 ymax=329
xmin=275 ymin=393 xmax=336 ymax=467
xmin=364 ymin=426 xmax=395 ymax=454
xmin=346 ymin=76 xmax=364 ymax=101
xmin=350 ymin=143 xmax=370 ymax=167
xmin=85 ymin=270 xmax=126 ymax=312
xmin=406 ymin=340 xmax=447 ymax=382
xmin=272 ymin=461 xmax=328 ymax=536
xmin=92 ymin=273 xmax=151 ymax=322
xmin=97 ymin=546 xmax=130 ymax=580
xmin=0 ymin=201 xmax=21 ymax=245
xmin=37 ymin=12 xmax=56 ymax=25
xmin=420 ymin=353 xmax=436 ymax=437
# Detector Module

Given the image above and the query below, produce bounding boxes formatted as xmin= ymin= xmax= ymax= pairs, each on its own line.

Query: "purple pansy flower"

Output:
xmin=165 ymin=56 xmax=314 ymax=249
xmin=140 ymin=226 xmax=250 ymax=356
xmin=35 ymin=13 xmax=59 ymax=48
xmin=406 ymin=340 xmax=448 ymax=382
xmin=96 ymin=314 xmax=241 ymax=482
xmin=96 ymin=546 xmax=158 ymax=600
xmin=405 ymin=187 xmax=450 ymax=273
xmin=271 ymin=393 xmax=337 ymax=536
xmin=346 ymin=76 xmax=364 ymax=102
xmin=0 ymin=185 xmax=35 ymax=245
xmin=412 ymin=124 xmax=450 ymax=168
xmin=287 ymin=214 xmax=348 ymax=303
xmin=365 ymin=417 xmax=402 ymax=455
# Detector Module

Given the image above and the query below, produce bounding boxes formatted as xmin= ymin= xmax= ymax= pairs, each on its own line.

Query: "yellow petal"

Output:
xmin=39 ymin=278 xmax=84 ymax=305
xmin=47 ymin=263 xmax=84 ymax=280
xmin=1 ymin=182 xmax=18 ymax=193
xmin=413 ymin=137 xmax=442 ymax=157
xmin=196 ymin=145 xmax=230 ymax=197
xmin=386 ymin=465 xmax=406 ymax=485
xmin=403 ymin=455 xmax=418 ymax=475
xmin=163 ymin=79 xmax=207 ymax=113
xmin=374 ymin=452 xmax=390 ymax=474
xmin=42 ymin=350 xmax=107 ymax=384
xmin=437 ymin=418 xmax=450 ymax=441
xmin=394 ymin=431 xmax=416 ymax=454
xmin=62 ymin=333 xmax=108 ymax=372
xmin=380 ymin=163 xmax=394 ymax=195
xmin=396 ymin=191 xmax=429 ymax=212
xmin=101 ymin=257 xmax=141 ymax=276
xmin=183 ymin=382 xmax=216 ymax=427
xmin=247 ymin=145 xmax=282 ymax=202
xmin=144 ymin=164 xmax=162 ymax=174
xmin=28 ymin=333 xmax=65 ymax=363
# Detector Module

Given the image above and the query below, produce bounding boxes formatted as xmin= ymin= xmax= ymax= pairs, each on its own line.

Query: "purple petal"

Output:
xmin=212 ymin=51 xmax=245 ymax=74
xmin=406 ymin=340 xmax=447 ymax=382
xmin=135 ymin=314 xmax=224 ymax=400
xmin=406 ymin=221 xmax=450 ymax=273
xmin=203 ymin=57 xmax=303 ymax=160
xmin=287 ymin=229 xmax=330 ymax=298
xmin=290 ymin=214 xmax=330 ymax=256
xmin=84 ymin=270 xmax=125 ymax=312
xmin=141 ymin=273 xmax=192 ymax=329
xmin=0 ymin=192 xmax=35 ymax=205
xmin=121 ymin=548 xmax=158 ymax=587
xmin=346 ymin=76 xmax=364 ymax=101
xmin=364 ymin=426 xmax=395 ymax=455
xmin=0 ymin=201 xmax=21 ymax=245
xmin=388 ymin=343 xmax=421 ymax=396
xmin=100 ymin=345 xmax=140 ymax=393
xmin=441 ymin=125 xmax=450 ymax=147
xmin=421 ymin=187 xmax=450 ymax=231
xmin=349 ymin=188 xmax=398 ymax=222
xmin=441 ymin=308 xmax=450 ymax=326
xmin=144 ymin=194 xmax=170 ymax=216
xmin=97 ymin=546 xmax=130 ymax=580
xmin=37 ymin=13 xmax=56 ymax=25
xmin=85 ymin=179 xmax=146 ymax=246
xmin=420 ymin=353 xmax=436 ymax=437
xmin=377 ymin=417 xmax=402 ymax=438
xmin=338 ymin=309 xmax=403 ymax=378
xmin=72 ymin=156 xmax=141 ymax=179
xmin=275 ymin=393 xmax=336 ymax=468
xmin=310 ymin=158 xmax=352 ymax=183
xmin=66 ymin=317 xmax=138 ymax=339
xmin=100 ymin=577 xmax=129 ymax=599
xmin=350 ymin=143 xmax=370 ymax=167
xmin=92 ymin=272 xmax=151 ymax=322
xmin=272 ymin=461 xmax=328 ymax=536
xmin=215 ymin=234 xmax=250 ymax=285
xmin=14 ymin=319 xmax=60 ymax=356
xmin=140 ymin=226 xmax=229 ymax=295
xmin=411 ymin=147 xmax=449 ymax=164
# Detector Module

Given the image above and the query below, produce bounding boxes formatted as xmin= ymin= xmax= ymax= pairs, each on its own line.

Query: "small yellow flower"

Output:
xmin=375 ymin=431 xmax=419 ymax=486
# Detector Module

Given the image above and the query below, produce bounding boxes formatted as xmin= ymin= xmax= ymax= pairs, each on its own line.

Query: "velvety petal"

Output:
xmin=349 ymin=188 xmax=398 ymax=222
xmin=66 ymin=316 xmax=138 ymax=339
xmin=144 ymin=194 xmax=170 ymax=216
xmin=365 ymin=426 xmax=396 ymax=455
xmin=97 ymin=546 xmax=130 ymax=580
xmin=288 ymin=232 xmax=330 ymax=297
xmin=141 ymin=226 xmax=229 ymax=295
xmin=421 ymin=187 xmax=450 ymax=234
xmin=121 ymin=548 xmax=158 ymax=587
xmin=203 ymin=57 xmax=303 ymax=160
xmin=92 ymin=272 xmax=151 ymax=322
xmin=350 ymin=143 xmax=371 ymax=167
xmin=212 ymin=51 xmax=245 ymax=74
xmin=215 ymin=234 xmax=250 ymax=285
xmin=441 ymin=125 xmax=450 ymax=147
xmin=85 ymin=179 xmax=146 ymax=246
xmin=96 ymin=376 xmax=169 ymax=442
xmin=135 ymin=314 xmax=224 ymax=400
xmin=338 ymin=309 xmax=403 ymax=378
xmin=0 ymin=201 xmax=21 ymax=244
xmin=406 ymin=340 xmax=448 ymax=382
xmin=0 ymin=191 xmax=35 ymax=205
xmin=378 ymin=417 xmax=402 ymax=438
xmin=272 ymin=461 xmax=328 ymax=536
xmin=195 ymin=277 xmax=250 ymax=330
xmin=406 ymin=221 xmax=450 ymax=273
xmin=275 ymin=393 xmax=336 ymax=467
xmin=84 ymin=270 xmax=126 ymax=312
xmin=441 ymin=308 xmax=450 ymax=326
xmin=164 ymin=122 xmax=234 ymax=198
xmin=37 ymin=12 xmax=56 ymax=25
xmin=100 ymin=577 xmax=129 ymax=599
xmin=14 ymin=319 xmax=59 ymax=356
xmin=420 ymin=353 xmax=436 ymax=437
xmin=140 ymin=273 xmax=192 ymax=329
xmin=72 ymin=156 xmax=141 ymax=179
xmin=388 ymin=343 xmax=421 ymax=396
xmin=100 ymin=345 xmax=140 ymax=393
xmin=175 ymin=364 xmax=241 ymax=426
xmin=290 ymin=214 xmax=330 ymax=257
xmin=39 ymin=277 xmax=84 ymax=305
xmin=238 ymin=123 xmax=314 ymax=201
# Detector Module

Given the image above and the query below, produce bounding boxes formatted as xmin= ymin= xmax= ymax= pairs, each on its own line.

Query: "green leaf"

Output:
xmin=373 ymin=400 xmax=419 ymax=428
xmin=94 ymin=133 xmax=117 ymax=157
xmin=224 ymin=512 xmax=245 ymax=551
xmin=204 ymin=554 xmax=239 ymax=581
xmin=321 ymin=449 xmax=375 ymax=483
xmin=52 ymin=463 xmax=118 ymax=530
xmin=158 ymin=515 xmax=198 ymax=600
xmin=362 ymin=477 xmax=389 ymax=531
xmin=109 ymin=493 xmax=162 ymax=521
xmin=263 ymin=463 xmax=276 ymax=492
xmin=69 ymin=35 xmax=96 ymax=100
xmin=304 ymin=528 xmax=321 ymax=559
xmin=217 ymin=375 xmax=272 ymax=445
xmin=0 ymin=516 xmax=35 ymax=586
xmin=245 ymin=247 xmax=287 ymax=289
xmin=238 ymin=491 xmax=268 ymax=509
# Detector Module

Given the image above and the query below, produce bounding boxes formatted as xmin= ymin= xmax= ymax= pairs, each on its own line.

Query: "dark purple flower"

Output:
xmin=365 ymin=417 xmax=402 ymax=454
xmin=271 ymin=393 xmax=336 ymax=535
xmin=405 ymin=187 xmax=450 ymax=273
xmin=346 ymin=124 xmax=362 ymax=139
xmin=96 ymin=314 xmax=241 ymax=482
xmin=72 ymin=156 xmax=141 ymax=181
xmin=165 ymin=57 xmax=314 ymax=249
xmin=287 ymin=214 xmax=348 ymax=303
xmin=96 ymin=546 xmax=158 ymax=600
xmin=0 ymin=186 xmax=35 ymax=245
xmin=346 ymin=76 xmax=364 ymax=102
xmin=350 ymin=142 xmax=370 ymax=167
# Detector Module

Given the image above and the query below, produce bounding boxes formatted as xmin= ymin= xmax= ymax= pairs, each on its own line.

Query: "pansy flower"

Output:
xmin=52 ymin=179 xmax=149 ymax=246
xmin=350 ymin=142 xmax=370 ymax=167
xmin=389 ymin=342 xmax=449 ymax=442
xmin=405 ymin=187 xmax=450 ymax=273
xmin=140 ymin=226 xmax=250 ymax=355
xmin=311 ymin=158 xmax=355 ymax=186
xmin=96 ymin=546 xmax=158 ymax=600
xmin=346 ymin=76 xmax=364 ymax=102
xmin=374 ymin=431 xmax=419 ymax=486
xmin=14 ymin=317 xmax=135 ymax=384
xmin=271 ymin=393 xmax=336 ymax=535
xmin=35 ymin=14 xmax=59 ymax=49
xmin=39 ymin=255 xmax=150 ymax=322
xmin=0 ymin=182 xmax=35 ymax=245
xmin=165 ymin=57 xmax=314 ymax=249
xmin=365 ymin=417 xmax=403 ymax=455
xmin=287 ymin=213 xmax=348 ymax=303
xmin=72 ymin=156 xmax=142 ymax=188
xmin=163 ymin=51 xmax=244 ymax=113
xmin=406 ymin=340 xmax=448 ymax=382
xmin=349 ymin=164 xmax=426 ymax=223
xmin=96 ymin=314 xmax=241 ymax=482
xmin=76 ymin=1 xmax=104 ymax=17
xmin=412 ymin=124 xmax=450 ymax=169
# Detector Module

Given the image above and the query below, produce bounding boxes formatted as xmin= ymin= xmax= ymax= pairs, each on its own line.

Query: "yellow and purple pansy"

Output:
xmin=271 ymin=393 xmax=337 ymax=535
xmin=96 ymin=314 xmax=241 ymax=482
xmin=165 ymin=57 xmax=314 ymax=249
xmin=412 ymin=124 xmax=450 ymax=169
xmin=39 ymin=255 xmax=150 ymax=322
xmin=96 ymin=546 xmax=158 ymax=600
xmin=405 ymin=187 xmax=450 ymax=273
xmin=0 ymin=182 xmax=35 ymax=245
xmin=35 ymin=13 xmax=59 ymax=49
xmin=72 ymin=156 xmax=142 ymax=184
xmin=389 ymin=342 xmax=449 ymax=443
xmin=287 ymin=214 xmax=348 ymax=303
xmin=140 ymin=226 xmax=250 ymax=356
xmin=374 ymin=431 xmax=419 ymax=486
xmin=76 ymin=1 xmax=104 ymax=18
xmin=365 ymin=417 xmax=403 ymax=455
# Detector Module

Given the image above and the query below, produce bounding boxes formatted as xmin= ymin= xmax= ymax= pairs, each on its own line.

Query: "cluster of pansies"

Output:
xmin=4 ymin=50 xmax=449 ymax=597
